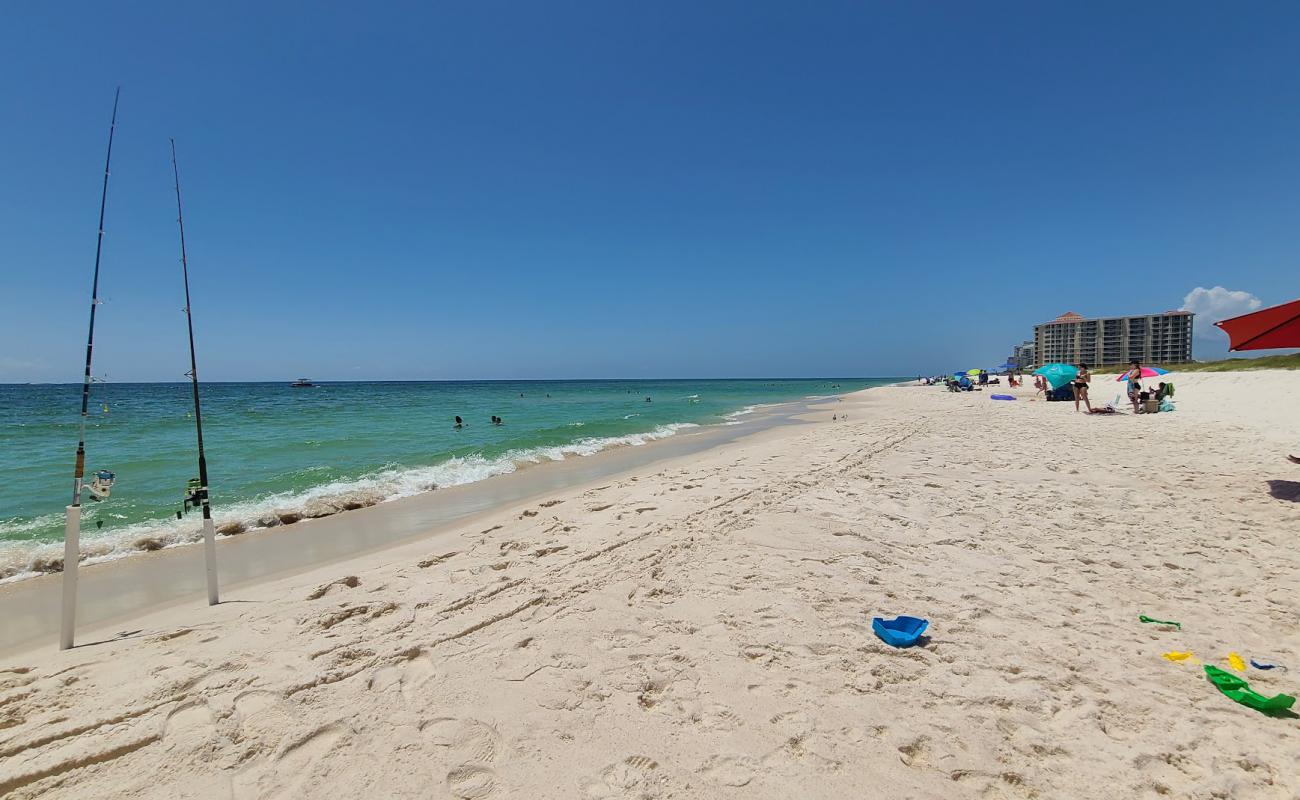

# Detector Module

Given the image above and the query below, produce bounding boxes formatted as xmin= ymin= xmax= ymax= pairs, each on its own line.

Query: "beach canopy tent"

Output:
xmin=1215 ymin=297 xmax=1300 ymax=351
xmin=1033 ymin=363 xmax=1078 ymax=390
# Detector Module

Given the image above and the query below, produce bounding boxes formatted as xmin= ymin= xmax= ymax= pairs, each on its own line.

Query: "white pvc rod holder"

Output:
xmin=60 ymin=505 xmax=80 ymax=650
xmin=203 ymin=517 xmax=219 ymax=605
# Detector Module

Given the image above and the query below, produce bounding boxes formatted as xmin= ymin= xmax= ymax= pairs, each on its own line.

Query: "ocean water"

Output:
xmin=0 ymin=379 xmax=888 ymax=581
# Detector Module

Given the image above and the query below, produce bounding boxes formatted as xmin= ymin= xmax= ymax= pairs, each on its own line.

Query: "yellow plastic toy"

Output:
xmin=1163 ymin=651 xmax=1199 ymax=663
xmin=1227 ymin=652 xmax=1246 ymax=672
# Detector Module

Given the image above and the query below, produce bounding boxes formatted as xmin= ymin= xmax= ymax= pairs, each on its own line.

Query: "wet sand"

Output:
xmin=0 ymin=400 xmax=810 ymax=655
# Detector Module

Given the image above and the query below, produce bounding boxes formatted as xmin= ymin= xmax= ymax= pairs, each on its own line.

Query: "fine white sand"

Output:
xmin=1 ymin=371 xmax=1297 ymax=799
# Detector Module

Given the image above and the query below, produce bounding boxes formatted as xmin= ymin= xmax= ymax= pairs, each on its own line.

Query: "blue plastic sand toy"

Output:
xmin=872 ymin=615 xmax=929 ymax=647
xmin=990 ymin=394 xmax=1015 ymax=401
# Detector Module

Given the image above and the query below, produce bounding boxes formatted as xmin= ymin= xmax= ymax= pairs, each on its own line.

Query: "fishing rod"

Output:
xmin=62 ymin=88 xmax=120 ymax=651
xmin=171 ymin=138 xmax=219 ymax=606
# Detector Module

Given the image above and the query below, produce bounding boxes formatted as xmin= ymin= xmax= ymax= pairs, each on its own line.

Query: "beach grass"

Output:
xmin=1166 ymin=353 xmax=1300 ymax=372
xmin=1072 ymin=353 xmax=1300 ymax=373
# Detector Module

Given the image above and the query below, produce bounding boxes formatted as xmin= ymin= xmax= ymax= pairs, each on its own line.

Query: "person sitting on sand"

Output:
xmin=1125 ymin=360 xmax=1143 ymax=414
xmin=1072 ymin=363 xmax=1092 ymax=413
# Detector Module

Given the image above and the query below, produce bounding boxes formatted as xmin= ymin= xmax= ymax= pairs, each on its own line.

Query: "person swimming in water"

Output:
xmin=454 ymin=416 xmax=463 ymax=428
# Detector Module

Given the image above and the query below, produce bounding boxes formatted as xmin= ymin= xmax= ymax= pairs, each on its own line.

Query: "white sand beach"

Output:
xmin=2 ymin=372 xmax=1298 ymax=799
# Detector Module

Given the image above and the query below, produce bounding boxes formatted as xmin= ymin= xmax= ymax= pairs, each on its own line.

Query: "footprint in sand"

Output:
xmin=697 ymin=703 xmax=742 ymax=731
xmin=699 ymin=754 xmax=758 ymax=787
xmin=447 ymin=765 xmax=499 ymax=798
xmin=160 ymin=700 xmax=215 ymax=751
xmin=417 ymin=717 xmax=502 ymax=797
xmin=422 ymin=717 xmax=501 ymax=764
xmin=368 ymin=652 xmax=438 ymax=702
xmin=234 ymin=690 xmax=298 ymax=745
xmin=233 ymin=723 xmax=347 ymax=800
xmin=586 ymin=755 xmax=662 ymax=797
xmin=897 ymin=735 xmax=931 ymax=768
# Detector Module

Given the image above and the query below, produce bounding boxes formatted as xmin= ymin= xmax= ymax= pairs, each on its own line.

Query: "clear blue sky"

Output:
xmin=2 ymin=1 xmax=1297 ymax=382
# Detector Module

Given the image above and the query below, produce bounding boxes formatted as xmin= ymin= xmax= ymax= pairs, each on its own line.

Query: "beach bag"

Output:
xmin=1165 ymin=382 xmax=1175 ymax=398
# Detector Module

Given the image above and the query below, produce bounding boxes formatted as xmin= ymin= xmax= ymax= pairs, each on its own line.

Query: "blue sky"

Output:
xmin=2 ymin=1 xmax=1297 ymax=381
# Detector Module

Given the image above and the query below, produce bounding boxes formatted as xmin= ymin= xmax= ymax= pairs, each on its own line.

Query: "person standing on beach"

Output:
xmin=1125 ymin=360 xmax=1143 ymax=414
xmin=1072 ymin=363 xmax=1092 ymax=413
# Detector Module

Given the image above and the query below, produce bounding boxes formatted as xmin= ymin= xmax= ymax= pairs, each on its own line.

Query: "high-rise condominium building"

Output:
xmin=1034 ymin=311 xmax=1194 ymax=366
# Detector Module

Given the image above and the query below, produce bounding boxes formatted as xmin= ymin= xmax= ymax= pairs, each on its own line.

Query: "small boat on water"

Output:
xmin=290 ymin=377 xmax=316 ymax=388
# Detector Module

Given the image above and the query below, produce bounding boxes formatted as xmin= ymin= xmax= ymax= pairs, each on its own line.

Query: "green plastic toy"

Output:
xmin=1204 ymin=665 xmax=1296 ymax=713
xmin=1139 ymin=615 xmax=1181 ymax=630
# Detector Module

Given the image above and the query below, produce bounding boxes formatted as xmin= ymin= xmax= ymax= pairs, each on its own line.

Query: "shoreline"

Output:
xmin=1 ymin=373 xmax=1295 ymax=799
xmin=2 ymin=382 xmax=870 ymax=585
xmin=0 ymin=394 xmax=831 ymax=656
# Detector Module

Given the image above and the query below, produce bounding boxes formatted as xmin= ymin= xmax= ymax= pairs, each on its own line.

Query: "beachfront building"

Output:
xmin=1034 ymin=311 xmax=1194 ymax=367
xmin=1007 ymin=340 xmax=1036 ymax=370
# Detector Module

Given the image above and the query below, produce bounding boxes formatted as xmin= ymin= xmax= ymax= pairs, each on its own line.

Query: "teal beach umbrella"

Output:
xmin=1033 ymin=363 xmax=1078 ymax=390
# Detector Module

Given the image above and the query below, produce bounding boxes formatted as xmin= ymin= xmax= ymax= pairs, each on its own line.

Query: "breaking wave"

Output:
xmin=0 ymin=422 xmax=699 ymax=583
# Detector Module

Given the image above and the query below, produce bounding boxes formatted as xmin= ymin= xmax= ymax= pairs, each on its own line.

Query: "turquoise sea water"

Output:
xmin=0 ymin=379 xmax=890 ymax=580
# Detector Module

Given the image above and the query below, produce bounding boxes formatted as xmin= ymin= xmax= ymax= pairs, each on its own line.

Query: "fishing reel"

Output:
xmin=86 ymin=469 xmax=116 ymax=502
xmin=177 ymin=478 xmax=205 ymax=519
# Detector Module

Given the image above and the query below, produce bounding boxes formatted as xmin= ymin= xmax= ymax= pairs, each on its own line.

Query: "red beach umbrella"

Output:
xmin=1214 ymin=298 xmax=1300 ymax=351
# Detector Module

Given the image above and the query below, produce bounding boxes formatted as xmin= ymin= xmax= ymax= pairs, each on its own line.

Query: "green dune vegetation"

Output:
xmin=1034 ymin=356 xmax=1300 ymax=374
xmin=1072 ymin=354 xmax=1300 ymax=373
xmin=1171 ymin=353 xmax=1300 ymax=372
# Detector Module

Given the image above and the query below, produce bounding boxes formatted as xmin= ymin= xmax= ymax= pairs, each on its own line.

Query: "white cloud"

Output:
xmin=1181 ymin=286 xmax=1262 ymax=339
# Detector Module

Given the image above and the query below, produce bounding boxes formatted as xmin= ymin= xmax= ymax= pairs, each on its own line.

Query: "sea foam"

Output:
xmin=0 ymin=422 xmax=699 ymax=583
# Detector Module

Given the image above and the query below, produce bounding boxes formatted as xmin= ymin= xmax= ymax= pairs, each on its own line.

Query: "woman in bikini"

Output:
xmin=1072 ymin=363 xmax=1092 ymax=413
xmin=1125 ymin=360 xmax=1143 ymax=414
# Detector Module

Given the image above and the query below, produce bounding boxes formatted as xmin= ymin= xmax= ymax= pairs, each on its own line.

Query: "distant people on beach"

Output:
xmin=1033 ymin=374 xmax=1046 ymax=397
xmin=1072 ymin=363 xmax=1092 ymax=413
